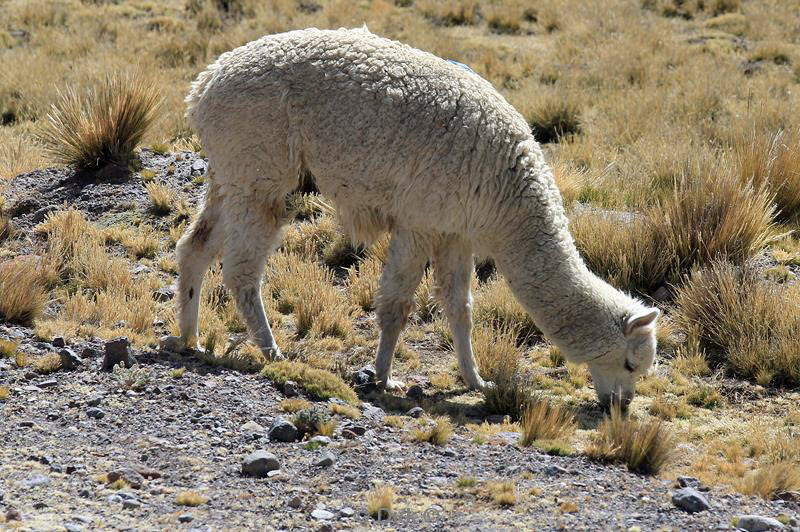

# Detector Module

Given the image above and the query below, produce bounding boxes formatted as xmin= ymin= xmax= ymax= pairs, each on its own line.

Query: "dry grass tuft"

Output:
xmin=366 ymin=483 xmax=394 ymax=520
xmin=262 ymin=360 xmax=359 ymax=405
xmin=37 ymin=72 xmax=160 ymax=169
xmin=585 ymin=405 xmax=675 ymax=475
xmin=413 ymin=416 xmax=453 ymax=445
xmin=737 ymin=463 xmax=800 ymax=500
xmin=0 ymin=256 xmax=49 ymax=325
xmin=175 ymin=491 xmax=209 ymax=506
xmin=474 ymin=276 xmax=539 ymax=342
xmin=0 ymin=386 xmax=10 ymax=401
xmin=33 ymin=353 xmax=62 ymax=374
xmin=522 ymin=89 xmax=582 ymax=144
xmin=471 ymin=324 xmax=522 ymax=382
xmin=675 ymin=260 xmax=800 ymax=386
xmin=485 ymin=481 xmax=517 ymax=506
xmin=330 ymin=403 xmax=361 ymax=419
xmin=280 ymin=398 xmax=312 ymax=413
xmin=145 ymin=182 xmax=174 ymax=215
xmin=518 ymin=397 xmax=576 ymax=447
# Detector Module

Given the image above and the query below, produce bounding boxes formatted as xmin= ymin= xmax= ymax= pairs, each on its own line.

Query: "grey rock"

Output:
xmin=315 ymin=451 xmax=335 ymax=467
xmin=102 ymin=337 xmax=135 ymax=371
xmin=311 ymin=509 xmax=334 ymax=520
xmin=442 ymin=448 xmax=457 ymax=457
xmin=671 ymin=488 xmax=711 ymax=513
xmin=39 ymin=379 xmax=58 ymax=388
xmin=153 ymin=287 xmax=175 ymax=302
xmin=652 ymin=285 xmax=671 ymax=302
xmin=544 ymin=465 xmax=569 ymax=476
xmin=341 ymin=429 xmax=358 ymax=439
xmin=406 ymin=384 xmax=424 ymax=400
xmin=288 ymin=496 xmax=302 ymax=509
xmin=737 ymin=515 xmax=785 ymax=531
xmin=241 ymin=450 xmax=280 ymax=477
xmin=677 ymin=475 xmax=700 ymax=488
xmin=268 ymin=417 xmax=298 ymax=442
xmin=86 ymin=407 xmax=105 ymax=419
xmin=407 ymin=406 xmax=424 ymax=418
xmin=240 ymin=420 xmax=264 ymax=437
xmin=486 ymin=414 xmax=509 ymax=424
xmin=59 ymin=348 xmax=82 ymax=370
xmin=122 ymin=498 xmax=140 ymax=509
xmin=178 ymin=514 xmax=194 ymax=523
xmin=282 ymin=380 xmax=299 ymax=397
xmin=309 ymin=436 xmax=331 ymax=446
xmin=87 ymin=395 xmax=103 ymax=407
xmin=22 ymin=474 xmax=50 ymax=487
xmin=19 ymin=420 xmax=34 ymax=428
xmin=191 ymin=159 xmax=207 ymax=175
xmin=64 ymin=524 xmax=82 ymax=532
xmin=52 ymin=336 xmax=66 ymax=348
xmin=81 ymin=346 xmax=100 ymax=359
xmin=107 ymin=494 xmax=123 ymax=504
xmin=352 ymin=365 xmax=377 ymax=392
xmin=342 ymin=423 xmax=366 ymax=436
xmin=340 ymin=507 xmax=355 ymax=517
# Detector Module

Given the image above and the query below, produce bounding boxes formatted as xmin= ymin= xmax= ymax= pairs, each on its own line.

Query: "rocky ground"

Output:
xmin=0 ymin=153 xmax=798 ymax=531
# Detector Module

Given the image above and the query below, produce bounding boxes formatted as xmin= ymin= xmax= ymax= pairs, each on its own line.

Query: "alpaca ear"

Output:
xmin=623 ymin=308 xmax=660 ymax=337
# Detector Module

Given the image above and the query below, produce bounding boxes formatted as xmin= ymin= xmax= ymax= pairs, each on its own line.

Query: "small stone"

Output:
xmin=442 ymin=448 xmax=457 ymax=457
xmin=39 ymin=379 xmax=58 ymax=388
xmin=19 ymin=420 xmax=34 ymax=428
xmin=288 ymin=496 xmax=302 ymax=509
xmin=5 ymin=508 xmax=21 ymax=522
xmin=677 ymin=475 xmax=700 ymax=488
xmin=342 ymin=423 xmax=366 ymax=436
xmin=407 ymin=406 xmax=424 ymax=418
xmin=776 ymin=491 xmax=800 ymax=502
xmin=282 ymin=380 xmax=299 ymax=397
xmin=341 ymin=429 xmax=358 ymax=439
xmin=122 ymin=499 xmax=140 ymax=509
xmin=81 ymin=346 xmax=100 ymax=359
xmin=736 ymin=515 xmax=785 ymax=532
xmin=486 ymin=414 xmax=509 ymax=424
xmin=268 ymin=417 xmax=299 ymax=442
xmin=406 ymin=384 xmax=424 ymax=400
xmin=86 ymin=407 xmax=105 ymax=419
xmin=340 ymin=507 xmax=355 ymax=517
xmin=22 ymin=473 xmax=50 ymax=487
xmin=352 ymin=365 xmax=377 ymax=392
xmin=102 ymin=337 xmax=135 ymax=371
xmin=544 ymin=465 xmax=569 ymax=476
xmin=86 ymin=395 xmax=103 ymax=407
xmin=107 ymin=494 xmax=123 ymax=504
xmin=178 ymin=514 xmax=194 ymax=523
xmin=311 ymin=509 xmax=334 ymax=520
xmin=191 ymin=159 xmax=207 ymax=175
xmin=242 ymin=450 xmax=280 ymax=477
xmin=315 ymin=451 xmax=335 ymax=467
xmin=652 ymin=285 xmax=671 ymax=302
xmin=309 ymin=436 xmax=331 ymax=446
xmin=64 ymin=524 xmax=82 ymax=532
xmin=671 ymin=488 xmax=711 ymax=513
xmin=52 ymin=336 xmax=66 ymax=348
xmin=60 ymin=348 xmax=82 ymax=370
xmin=108 ymin=468 xmax=145 ymax=489
xmin=153 ymin=287 xmax=174 ymax=302
xmin=79 ymin=489 xmax=91 ymax=498
xmin=240 ymin=420 xmax=264 ymax=437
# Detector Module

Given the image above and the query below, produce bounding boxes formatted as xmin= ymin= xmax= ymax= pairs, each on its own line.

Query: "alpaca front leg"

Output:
xmin=374 ymin=231 xmax=428 ymax=391
xmin=433 ymin=236 xmax=491 ymax=392
xmin=160 ymin=184 xmax=224 ymax=353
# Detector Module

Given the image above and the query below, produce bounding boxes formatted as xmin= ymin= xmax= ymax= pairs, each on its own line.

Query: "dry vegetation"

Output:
xmin=1 ymin=0 xmax=800 ymax=504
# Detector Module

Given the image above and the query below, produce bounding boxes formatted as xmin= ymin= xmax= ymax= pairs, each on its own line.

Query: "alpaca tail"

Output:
xmin=185 ymin=60 xmax=224 ymax=131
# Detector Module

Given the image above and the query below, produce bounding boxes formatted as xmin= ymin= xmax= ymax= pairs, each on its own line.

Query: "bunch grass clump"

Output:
xmin=518 ymin=396 xmax=576 ymax=448
xmin=366 ymin=483 xmax=394 ymax=520
xmin=413 ymin=416 xmax=453 ymax=445
xmin=585 ymin=405 xmax=674 ymax=475
xmin=0 ymin=256 xmax=49 ymax=325
xmin=262 ymin=360 xmax=359 ymax=405
xmin=737 ymin=463 xmax=800 ymax=500
xmin=674 ymin=260 xmax=800 ymax=386
xmin=38 ymin=72 xmax=161 ymax=169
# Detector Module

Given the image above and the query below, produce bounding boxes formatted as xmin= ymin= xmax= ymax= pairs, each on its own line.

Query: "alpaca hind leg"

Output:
xmin=222 ymin=199 xmax=286 ymax=360
xmin=160 ymin=183 xmax=224 ymax=352
xmin=433 ymin=235 xmax=489 ymax=391
xmin=374 ymin=231 xmax=429 ymax=391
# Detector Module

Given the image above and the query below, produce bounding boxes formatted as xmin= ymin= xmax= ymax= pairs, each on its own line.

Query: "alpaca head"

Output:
xmin=586 ymin=307 xmax=660 ymax=410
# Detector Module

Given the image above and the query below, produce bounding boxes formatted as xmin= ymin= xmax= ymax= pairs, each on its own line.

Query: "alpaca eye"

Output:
xmin=624 ymin=359 xmax=637 ymax=373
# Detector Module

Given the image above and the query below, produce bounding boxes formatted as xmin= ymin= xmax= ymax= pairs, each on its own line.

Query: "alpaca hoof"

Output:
xmin=475 ymin=379 xmax=496 ymax=393
xmin=384 ymin=379 xmax=406 ymax=392
xmin=159 ymin=335 xmax=185 ymax=353
xmin=262 ymin=345 xmax=284 ymax=361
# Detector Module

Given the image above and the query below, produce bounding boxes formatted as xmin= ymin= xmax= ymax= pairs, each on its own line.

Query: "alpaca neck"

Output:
xmin=491 ymin=185 xmax=624 ymax=361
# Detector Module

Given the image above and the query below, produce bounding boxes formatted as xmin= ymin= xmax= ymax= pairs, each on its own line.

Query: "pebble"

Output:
xmin=178 ymin=514 xmax=194 ymax=523
xmin=282 ymin=380 xmax=299 ymax=397
xmin=64 ymin=524 xmax=82 ymax=532
xmin=407 ymin=407 xmax=424 ymax=418
xmin=352 ymin=365 xmax=377 ymax=392
xmin=671 ymin=488 xmax=711 ymax=513
xmin=107 ymin=494 xmax=123 ymax=504
xmin=86 ymin=407 xmax=105 ymax=419
xmin=240 ymin=420 xmax=264 ymax=437
xmin=406 ymin=384 xmax=424 ymax=400
xmin=268 ymin=417 xmax=299 ymax=442
xmin=122 ymin=499 xmax=141 ymax=509
xmin=102 ymin=336 xmax=135 ymax=371
xmin=315 ymin=451 xmax=335 ymax=467
xmin=153 ymin=287 xmax=175 ymax=302
xmin=544 ymin=465 xmax=569 ymax=476
xmin=486 ymin=414 xmax=509 ymax=424
xmin=86 ymin=395 xmax=103 ymax=407
xmin=19 ymin=420 xmax=34 ymax=428
xmin=241 ymin=450 xmax=280 ymax=477
xmin=341 ymin=429 xmax=358 ymax=439
xmin=340 ymin=507 xmax=355 ymax=517
xmin=309 ymin=436 xmax=332 ymax=446
xmin=311 ymin=509 xmax=334 ymax=521
xmin=22 ymin=474 xmax=50 ymax=487
xmin=442 ymin=448 xmax=457 ymax=457
xmin=191 ymin=159 xmax=207 ymax=175
xmin=288 ymin=496 xmax=302 ymax=509
xmin=52 ymin=336 xmax=66 ymax=348
xmin=39 ymin=379 xmax=58 ymax=388
xmin=60 ymin=348 xmax=82 ymax=370
xmin=108 ymin=468 xmax=145 ymax=489
xmin=736 ymin=515 xmax=786 ymax=531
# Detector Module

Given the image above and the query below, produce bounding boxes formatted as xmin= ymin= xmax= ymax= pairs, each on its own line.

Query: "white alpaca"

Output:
xmin=160 ymin=28 xmax=659 ymax=407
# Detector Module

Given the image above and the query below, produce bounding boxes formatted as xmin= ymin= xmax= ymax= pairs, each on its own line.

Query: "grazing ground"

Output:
xmin=1 ymin=0 xmax=800 ymax=530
